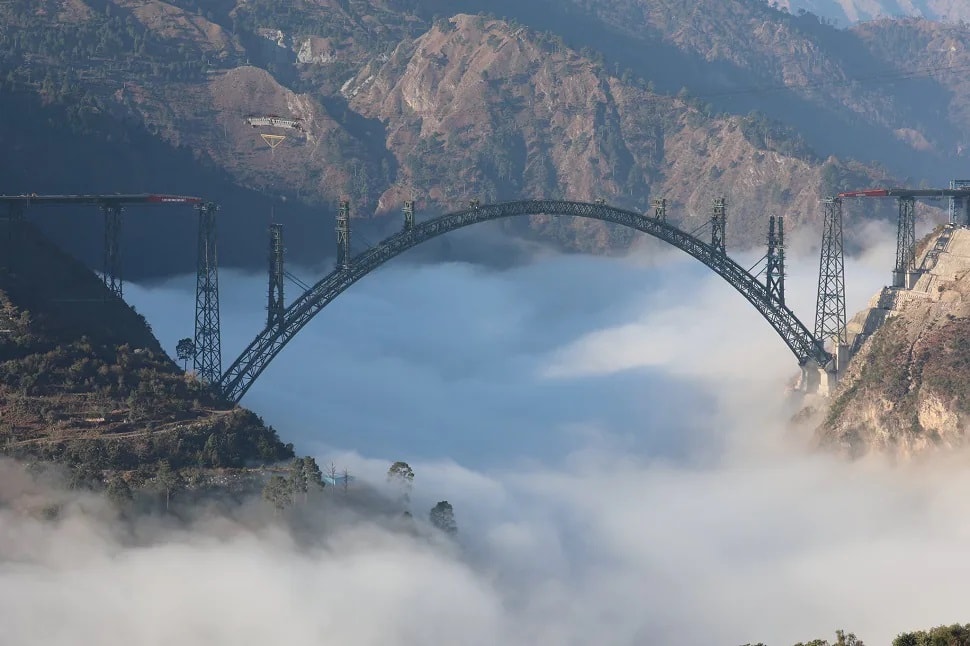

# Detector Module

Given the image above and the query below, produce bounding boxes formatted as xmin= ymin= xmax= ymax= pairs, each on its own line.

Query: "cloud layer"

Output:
xmin=3 ymin=221 xmax=966 ymax=645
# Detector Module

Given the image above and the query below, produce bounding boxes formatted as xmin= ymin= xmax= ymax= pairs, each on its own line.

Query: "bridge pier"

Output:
xmin=766 ymin=215 xmax=785 ymax=305
xmin=267 ymin=223 xmax=284 ymax=332
xmin=948 ymin=180 xmax=970 ymax=227
xmin=815 ymin=198 xmax=846 ymax=347
xmin=711 ymin=198 xmax=726 ymax=253
xmin=403 ymin=200 xmax=415 ymax=231
xmin=102 ymin=203 xmax=123 ymax=298
xmin=194 ymin=202 xmax=222 ymax=384
xmin=893 ymin=196 xmax=918 ymax=288
xmin=336 ymin=200 xmax=351 ymax=269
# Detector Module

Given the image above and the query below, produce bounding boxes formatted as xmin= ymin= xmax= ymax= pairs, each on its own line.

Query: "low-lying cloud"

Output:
xmin=3 ymin=220 xmax=966 ymax=645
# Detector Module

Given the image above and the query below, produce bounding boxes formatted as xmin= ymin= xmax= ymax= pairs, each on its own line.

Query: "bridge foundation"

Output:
xmin=194 ymin=202 xmax=222 ymax=384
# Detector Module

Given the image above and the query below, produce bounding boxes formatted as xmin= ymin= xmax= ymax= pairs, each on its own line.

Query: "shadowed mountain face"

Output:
xmin=0 ymin=0 xmax=964 ymax=278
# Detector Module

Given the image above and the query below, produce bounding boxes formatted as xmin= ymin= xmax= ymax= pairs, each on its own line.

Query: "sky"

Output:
xmin=3 ymin=218 xmax=969 ymax=645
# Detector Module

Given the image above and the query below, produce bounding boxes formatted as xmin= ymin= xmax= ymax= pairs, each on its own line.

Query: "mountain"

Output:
xmin=774 ymin=0 xmax=970 ymax=25
xmin=0 ymin=217 xmax=294 ymax=488
xmin=808 ymin=224 xmax=970 ymax=457
xmin=6 ymin=0 xmax=970 ymax=275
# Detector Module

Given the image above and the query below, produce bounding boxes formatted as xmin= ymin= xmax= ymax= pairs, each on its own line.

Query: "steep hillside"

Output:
xmin=349 ymin=15 xmax=883 ymax=248
xmin=814 ymin=225 xmax=970 ymax=457
xmin=776 ymin=0 xmax=970 ymax=24
xmin=0 ymin=0 xmax=944 ymax=271
xmin=0 ymin=219 xmax=294 ymax=485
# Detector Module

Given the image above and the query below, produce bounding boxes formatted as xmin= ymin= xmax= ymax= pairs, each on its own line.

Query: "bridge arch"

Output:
xmin=219 ymin=200 xmax=829 ymax=402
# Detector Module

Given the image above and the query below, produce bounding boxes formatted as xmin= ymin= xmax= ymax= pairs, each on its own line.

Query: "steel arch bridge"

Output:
xmin=219 ymin=199 xmax=830 ymax=403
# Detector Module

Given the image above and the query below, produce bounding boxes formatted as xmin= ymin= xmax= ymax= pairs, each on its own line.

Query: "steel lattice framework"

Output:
xmin=102 ymin=204 xmax=123 ymax=298
xmin=219 ymin=200 xmax=829 ymax=403
xmin=895 ymin=196 xmax=917 ymax=276
xmin=194 ymin=202 xmax=222 ymax=384
xmin=268 ymin=223 xmax=285 ymax=331
xmin=815 ymin=198 xmax=846 ymax=346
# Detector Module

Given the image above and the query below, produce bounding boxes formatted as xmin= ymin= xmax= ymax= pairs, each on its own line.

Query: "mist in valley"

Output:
xmin=3 ymin=221 xmax=969 ymax=645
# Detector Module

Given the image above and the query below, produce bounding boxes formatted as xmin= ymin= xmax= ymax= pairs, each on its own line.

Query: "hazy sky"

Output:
xmin=4 ymin=219 xmax=968 ymax=645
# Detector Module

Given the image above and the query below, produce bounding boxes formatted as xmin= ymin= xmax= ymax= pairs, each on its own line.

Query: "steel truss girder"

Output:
xmin=194 ymin=202 xmax=222 ymax=384
xmin=219 ymin=200 xmax=829 ymax=403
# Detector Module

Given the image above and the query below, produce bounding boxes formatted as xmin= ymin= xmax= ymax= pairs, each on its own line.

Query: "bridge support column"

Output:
xmin=102 ymin=204 xmax=123 ymax=299
xmin=766 ymin=215 xmax=786 ymax=305
xmin=815 ymin=198 xmax=846 ymax=354
xmin=2 ymin=203 xmax=24 ymax=272
xmin=894 ymin=196 xmax=918 ymax=288
xmin=711 ymin=198 xmax=726 ymax=253
xmin=194 ymin=202 xmax=222 ymax=385
xmin=267 ymin=223 xmax=284 ymax=331
xmin=652 ymin=198 xmax=666 ymax=223
xmin=336 ymin=200 xmax=351 ymax=269
xmin=403 ymin=200 xmax=415 ymax=231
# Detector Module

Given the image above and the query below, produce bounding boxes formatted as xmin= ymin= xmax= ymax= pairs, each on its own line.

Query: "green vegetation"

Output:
xmin=0 ymin=223 xmax=293 ymax=495
xmin=893 ymin=624 xmax=970 ymax=645
xmin=429 ymin=500 xmax=457 ymax=536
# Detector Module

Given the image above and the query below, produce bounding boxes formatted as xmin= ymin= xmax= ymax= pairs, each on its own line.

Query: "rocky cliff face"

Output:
xmin=346 ymin=14 xmax=881 ymax=248
xmin=815 ymin=225 xmax=970 ymax=457
xmin=0 ymin=0 xmax=899 ymax=260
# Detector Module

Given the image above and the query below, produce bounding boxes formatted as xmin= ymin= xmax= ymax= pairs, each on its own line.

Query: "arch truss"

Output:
xmin=219 ymin=200 xmax=829 ymax=403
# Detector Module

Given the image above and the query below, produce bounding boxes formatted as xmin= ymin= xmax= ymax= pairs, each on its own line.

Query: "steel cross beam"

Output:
xmin=219 ymin=200 xmax=829 ymax=403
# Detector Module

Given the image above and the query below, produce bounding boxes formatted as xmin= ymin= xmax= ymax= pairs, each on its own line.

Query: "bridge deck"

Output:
xmin=839 ymin=188 xmax=970 ymax=199
xmin=0 ymin=194 xmax=204 ymax=206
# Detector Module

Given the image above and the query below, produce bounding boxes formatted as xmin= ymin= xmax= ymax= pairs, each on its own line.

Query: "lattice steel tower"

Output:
xmin=815 ymin=198 xmax=846 ymax=346
xmin=711 ymin=198 xmax=726 ymax=253
xmin=102 ymin=204 xmax=123 ymax=298
xmin=194 ymin=202 xmax=222 ymax=384
xmin=653 ymin=198 xmax=667 ymax=223
xmin=766 ymin=215 xmax=786 ymax=305
xmin=403 ymin=200 xmax=415 ymax=231
xmin=336 ymin=200 xmax=351 ymax=269
xmin=893 ymin=196 xmax=916 ymax=288
xmin=267 ymin=223 xmax=284 ymax=332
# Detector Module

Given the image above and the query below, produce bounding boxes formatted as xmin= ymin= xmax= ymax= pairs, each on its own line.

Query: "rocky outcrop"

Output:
xmin=816 ymin=226 xmax=970 ymax=458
